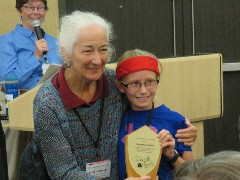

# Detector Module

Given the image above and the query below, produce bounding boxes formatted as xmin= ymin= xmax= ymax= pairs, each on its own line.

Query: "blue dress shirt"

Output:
xmin=0 ymin=24 xmax=62 ymax=90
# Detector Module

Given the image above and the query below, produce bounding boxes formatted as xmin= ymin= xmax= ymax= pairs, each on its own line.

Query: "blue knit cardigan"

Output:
xmin=20 ymin=68 xmax=123 ymax=180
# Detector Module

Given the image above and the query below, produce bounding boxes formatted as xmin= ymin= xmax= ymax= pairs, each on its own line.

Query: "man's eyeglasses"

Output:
xmin=22 ymin=5 xmax=46 ymax=12
xmin=121 ymin=79 xmax=159 ymax=92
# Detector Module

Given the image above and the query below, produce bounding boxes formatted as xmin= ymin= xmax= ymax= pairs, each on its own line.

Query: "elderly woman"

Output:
xmin=0 ymin=0 xmax=61 ymax=179
xmin=20 ymin=11 xmax=197 ymax=179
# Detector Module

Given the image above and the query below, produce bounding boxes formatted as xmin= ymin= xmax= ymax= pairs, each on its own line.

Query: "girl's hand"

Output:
xmin=157 ymin=129 xmax=175 ymax=159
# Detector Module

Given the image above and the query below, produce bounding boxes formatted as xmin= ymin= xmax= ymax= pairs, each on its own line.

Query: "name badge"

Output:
xmin=86 ymin=159 xmax=111 ymax=178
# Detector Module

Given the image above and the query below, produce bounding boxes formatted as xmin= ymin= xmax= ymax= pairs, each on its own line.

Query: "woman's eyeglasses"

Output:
xmin=22 ymin=5 xmax=45 ymax=12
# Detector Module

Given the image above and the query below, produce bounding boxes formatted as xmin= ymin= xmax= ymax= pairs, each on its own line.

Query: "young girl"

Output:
xmin=116 ymin=49 xmax=194 ymax=180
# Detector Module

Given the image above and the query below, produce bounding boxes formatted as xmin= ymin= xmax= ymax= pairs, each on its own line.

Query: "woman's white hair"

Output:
xmin=59 ymin=11 xmax=115 ymax=61
xmin=174 ymin=150 xmax=240 ymax=180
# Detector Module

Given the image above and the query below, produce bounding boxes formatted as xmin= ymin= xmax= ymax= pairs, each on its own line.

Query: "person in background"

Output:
xmin=174 ymin=150 xmax=240 ymax=180
xmin=0 ymin=0 xmax=61 ymax=89
xmin=0 ymin=0 xmax=61 ymax=179
xmin=20 ymin=11 xmax=197 ymax=179
xmin=115 ymin=49 xmax=194 ymax=180
xmin=0 ymin=122 xmax=8 ymax=180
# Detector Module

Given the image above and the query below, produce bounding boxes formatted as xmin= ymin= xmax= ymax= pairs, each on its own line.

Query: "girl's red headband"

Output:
xmin=116 ymin=56 xmax=160 ymax=80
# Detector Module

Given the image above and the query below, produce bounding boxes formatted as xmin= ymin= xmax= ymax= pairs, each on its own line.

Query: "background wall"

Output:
xmin=0 ymin=0 xmax=59 ymax=37
xmin=63 ymin=0 xmax=240 ymax=156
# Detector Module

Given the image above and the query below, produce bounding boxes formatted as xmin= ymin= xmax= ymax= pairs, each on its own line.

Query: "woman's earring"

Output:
xmin=64 ymin=61 xmax=71 ymax=68
xmin=19 ymin=16 xmax=22 ymax=22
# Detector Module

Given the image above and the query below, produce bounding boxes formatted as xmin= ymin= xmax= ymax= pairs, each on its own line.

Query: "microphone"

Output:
xmin=32 ymin=20 xmax=48 ymax=63
xmin=32 ymin=20 xmax=44 ymax=40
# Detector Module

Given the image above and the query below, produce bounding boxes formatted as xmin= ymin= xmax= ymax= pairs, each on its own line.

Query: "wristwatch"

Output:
xmin=166 ymin=150 xmax=179 ymax=163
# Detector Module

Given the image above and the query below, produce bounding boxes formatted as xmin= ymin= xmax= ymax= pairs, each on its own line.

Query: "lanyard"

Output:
xmin=73 ymin=97 xmax=104 ymax=160
xmin=127 ymin=102 xmax=154 ymax=134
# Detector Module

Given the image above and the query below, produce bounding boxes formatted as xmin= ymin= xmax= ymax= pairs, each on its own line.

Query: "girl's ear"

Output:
xmin=115 ymin=80 xmax=125 ymax=93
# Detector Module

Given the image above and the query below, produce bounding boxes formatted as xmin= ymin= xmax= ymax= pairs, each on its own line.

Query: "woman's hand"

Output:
xmin=34 ymin=39 xmax=49 ymax=60
xmin=125 ymin=176 xmax=157 ymax=180
xmin=175 ymin=119 xmax=197 ymax=146
xmin=157 ymin=129 xmax=175 ymax=159
xmin=125 ymin=176 xmax=150 ymax=180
